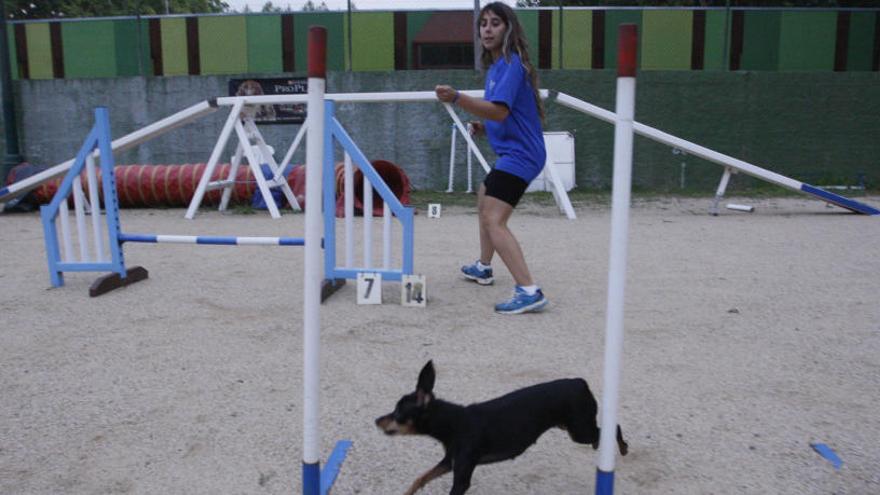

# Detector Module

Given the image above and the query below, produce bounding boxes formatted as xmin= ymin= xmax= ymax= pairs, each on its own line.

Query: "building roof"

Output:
xmin=412 ymin=11 xmax=476 ymax=45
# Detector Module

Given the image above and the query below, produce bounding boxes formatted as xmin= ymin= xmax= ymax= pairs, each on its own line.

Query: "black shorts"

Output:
xmin=484 ymin=169 xmax=529 ymax=207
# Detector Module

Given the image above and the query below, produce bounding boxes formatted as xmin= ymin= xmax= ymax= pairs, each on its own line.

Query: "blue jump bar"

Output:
xmin=801 ymin=184 xmax=880 ymax=215
xmin=118 ymin=233 xmax=305 ymax=246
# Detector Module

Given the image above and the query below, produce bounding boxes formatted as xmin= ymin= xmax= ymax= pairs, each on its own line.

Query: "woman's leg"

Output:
xmin=479 ymin=195 xmax=534 ymax=287
xmin=476 ymin=184 xmax=495 ymax=264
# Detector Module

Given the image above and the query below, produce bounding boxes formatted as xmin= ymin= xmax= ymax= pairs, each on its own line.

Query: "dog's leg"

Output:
xmin=616 ymin=425 xmax=629 ymax=456
xmin=588 ymin=426 xmax=629 ymax=456
xmin=404 ymin=460 xmax=451 ymax=495
xmin=449 ymin=454 xmax=476 ymax=495
xmin=562 ymin=413 xmax=600 ymax=447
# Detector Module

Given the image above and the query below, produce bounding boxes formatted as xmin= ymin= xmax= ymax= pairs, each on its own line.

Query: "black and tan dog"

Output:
xmin=375 ymin=361 xmax=628 ymax=494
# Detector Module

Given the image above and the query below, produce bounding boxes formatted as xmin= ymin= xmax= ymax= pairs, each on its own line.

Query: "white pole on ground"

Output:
xmin=596 ymin=24 xmax=638 ymax=495
xmin=302 ymin=26 xmax=327 ymax=495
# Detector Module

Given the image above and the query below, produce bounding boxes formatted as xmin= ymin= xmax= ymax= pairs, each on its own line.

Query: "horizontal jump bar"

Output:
xmin=0 ymin=100 xmax=218 ymax=203
xmin=553 ymin=91 xmax=802 ymax=191
xmin=119 ymin=233 xmax=304 ymax=246
xmin=216 ymin=89 xmax=549 ymax=106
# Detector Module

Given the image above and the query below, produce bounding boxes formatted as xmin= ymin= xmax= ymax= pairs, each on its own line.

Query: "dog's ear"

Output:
xmin=416 ymin=361 xmax=435 ymax=405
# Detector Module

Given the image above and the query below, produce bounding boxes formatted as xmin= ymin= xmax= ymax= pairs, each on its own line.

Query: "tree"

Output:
xmin=516 ymin=0 xmax=878 ymax=5
xmin=3 ymin=0 xmax=230 ymax=19
xmin=516 ymin=0 xmax=877 ymax=7
xmin=301 ymin=0 xmax=329 ymax=11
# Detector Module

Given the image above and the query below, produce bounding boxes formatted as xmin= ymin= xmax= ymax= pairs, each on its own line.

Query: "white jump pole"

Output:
xmin=302 ymin=26 xmax=326 ymax=495
xmin=465 ymin=123 xmax=474 ymax=193
xmin=363 ymin=177 xmax=373 ymax=268
xmin=447 ymin=124 xmax=456 ymax=192
xmin=85 ymin=155 xmax=106 ymax=262
xmin=58 ymin=197 xmax=72 ymax=262
xmin=344 ymin=152 xmax=355 ymax=268
xmin=596 ymin=24 xmax=637 ymax=495
xmin=383 ymin=202 xmax=391 ymax=269
xmin=72 ymin=175 xmax=89 ymax=260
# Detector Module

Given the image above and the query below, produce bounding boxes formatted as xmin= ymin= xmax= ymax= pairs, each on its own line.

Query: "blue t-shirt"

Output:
xmin=484 ymin=53 xmax=546 ymax=183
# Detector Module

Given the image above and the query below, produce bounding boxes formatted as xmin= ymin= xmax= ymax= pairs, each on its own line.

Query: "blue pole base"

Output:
xmin=303 ymin=462 xmax=320 ymax=495
xmin=596 ymin=469 xmax=614 ymax=495
xmin=320 ymin=440 xmax=353 ymax=494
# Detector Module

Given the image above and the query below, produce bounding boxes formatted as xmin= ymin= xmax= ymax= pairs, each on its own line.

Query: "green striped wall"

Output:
xmin=115 ymin=19 xmax=150 ymax=76
xmin=24 ymin=23 xmax=53 ymax=79
xmin=847 ymin=12 xmax=876 ymax=71
xmin=703 ymin=10 xmax=729 ymax=70
xmin=247 ymin=15 xmax=282 ymax=74
xmin=406 ymin=12 xmax=433 ymax=69
xmin=778 ymin=11 xmax=836 ymax=71
xmin=551 ymin=9 xmax=560 ymax=69
xmin=741 ymin=11 xmax=780 ymax=71
xmin=641 ymin=10 xmax=692 ymax=70
xmin=5 ymin=9 xmax=879 ymax=79
xmin=604 ymin=10 xmax=643 ymax=70
xmin=199 ymin=16 xmax=248 ymax=74
xmin=560 ymin=9 xmax=592 ymax=69
xmin=352 ymin=12 xmax=394 ymax=71
xmin=517 ymin=9 xmax=540 ymax=67
xmin=294 ymin=13 xmax=344 ymax=72
xmin=62 ymin=20 xmax=117 ymax=78
xmin=160 ymin=17 xmax=188 ymax=76
xmin=7 ymin=28 xmax=18 ymax=80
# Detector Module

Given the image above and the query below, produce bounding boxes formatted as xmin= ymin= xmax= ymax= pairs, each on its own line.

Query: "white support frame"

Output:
xmin=185 ymin=104 xmax=302 ymax=220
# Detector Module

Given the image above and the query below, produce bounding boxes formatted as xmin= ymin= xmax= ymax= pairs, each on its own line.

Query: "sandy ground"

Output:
xmin=1 ymin=195 xmax=879 ymax=495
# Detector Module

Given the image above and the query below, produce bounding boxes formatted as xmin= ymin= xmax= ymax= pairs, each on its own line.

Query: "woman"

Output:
xmin=435 ymin=2 xmax=547 ymax=315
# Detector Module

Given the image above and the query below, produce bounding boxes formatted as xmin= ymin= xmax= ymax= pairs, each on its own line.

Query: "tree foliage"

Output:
xmin=4 ymin=0 xmax=229 ymax=19
xmin=517 ymin=0 xmax=878 ymax=6
xmin=301 ymin=0 xmax=329 ymax=11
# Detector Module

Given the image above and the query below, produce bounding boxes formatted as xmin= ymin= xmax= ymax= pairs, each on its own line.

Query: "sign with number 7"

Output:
xmin=356 ymin=273 xmax=382 ymax=305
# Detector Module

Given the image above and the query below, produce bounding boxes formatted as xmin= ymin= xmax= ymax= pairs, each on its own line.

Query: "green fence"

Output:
xmin=7 ymin=7 xmax=879 ymax=79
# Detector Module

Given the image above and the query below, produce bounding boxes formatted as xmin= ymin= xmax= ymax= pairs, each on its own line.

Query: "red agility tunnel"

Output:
xmin=15 ymin=163 xmax=297 ymax=208
xmin=289 ymin=159 xmax=411 ymax=217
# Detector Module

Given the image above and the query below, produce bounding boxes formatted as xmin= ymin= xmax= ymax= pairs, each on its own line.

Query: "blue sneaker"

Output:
xmin=495 ymin=286 xmax=548 ymax=314
xmin=461 ymin=261 xmax=494 ymax=285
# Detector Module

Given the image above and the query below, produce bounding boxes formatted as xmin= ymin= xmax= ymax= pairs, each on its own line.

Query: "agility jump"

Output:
xmin=38 ymin=104 xmax=415 ymax=300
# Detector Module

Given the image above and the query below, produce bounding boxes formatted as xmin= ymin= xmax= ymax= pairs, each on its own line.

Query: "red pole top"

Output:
xmin=617 ymin=24 xmax=638 ymax=78
xmin=308 ymin=26 xmax=327 ymax=79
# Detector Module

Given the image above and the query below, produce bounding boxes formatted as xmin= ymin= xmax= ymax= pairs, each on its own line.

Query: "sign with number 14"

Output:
xmin=401 ymin=274 xmax=427 ymax=308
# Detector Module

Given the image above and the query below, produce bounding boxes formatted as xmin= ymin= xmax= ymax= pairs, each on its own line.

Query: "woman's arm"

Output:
xmin=435 ymin=85 xmax=510 ymax=122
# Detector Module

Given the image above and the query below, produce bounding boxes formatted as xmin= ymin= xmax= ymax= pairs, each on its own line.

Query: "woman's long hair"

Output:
xmin=477 ymin=2 xmax=545 ymax=121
